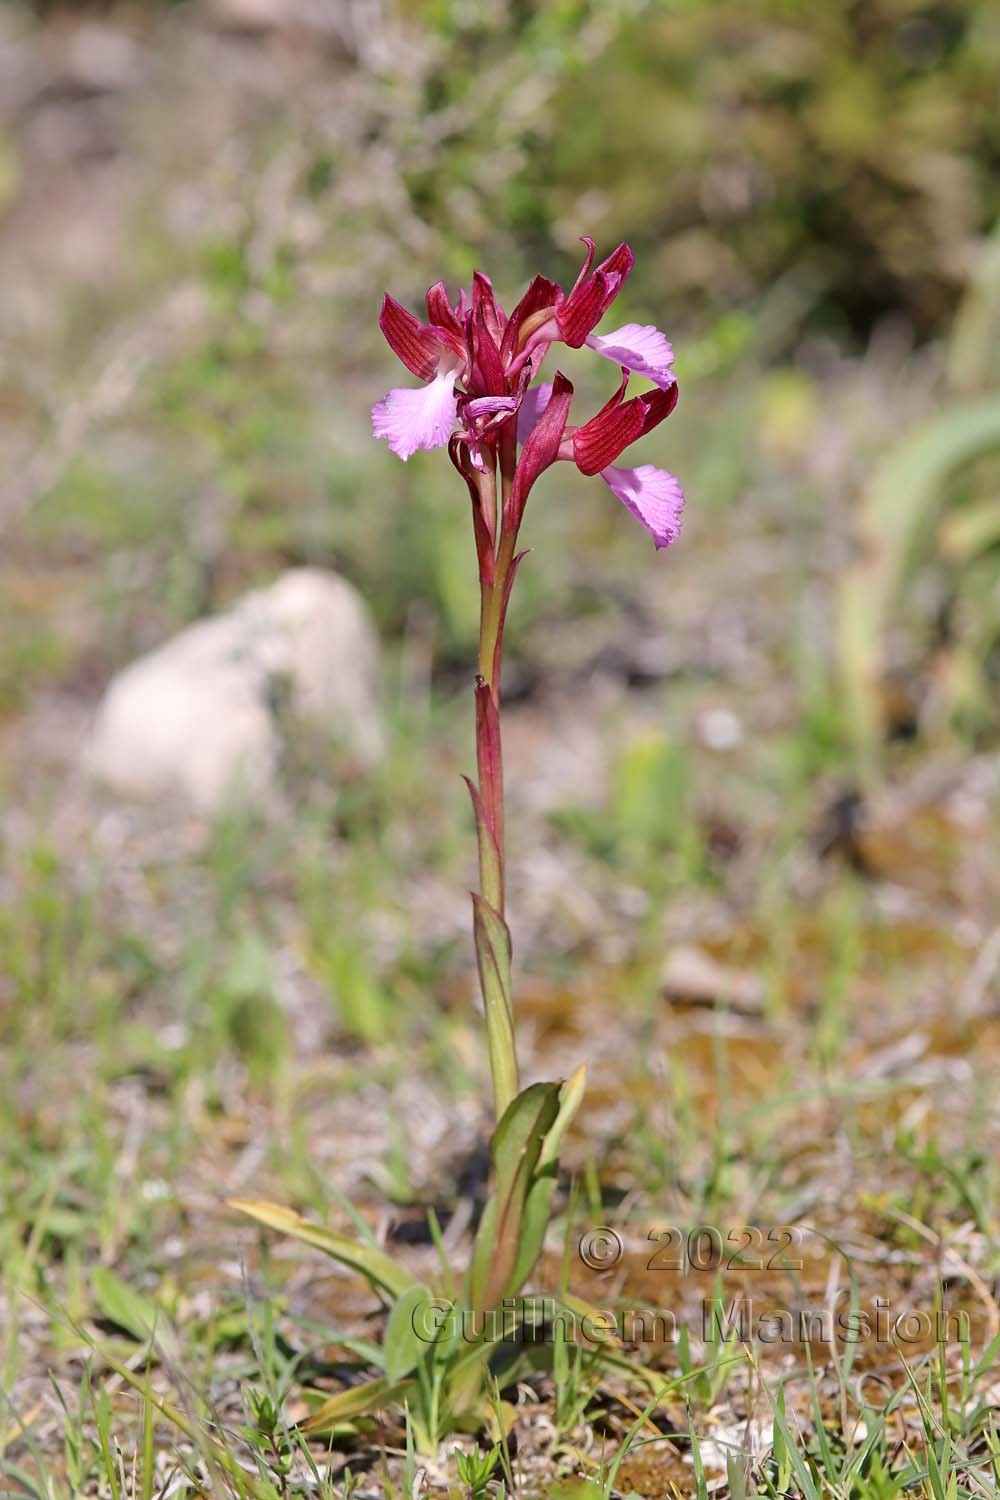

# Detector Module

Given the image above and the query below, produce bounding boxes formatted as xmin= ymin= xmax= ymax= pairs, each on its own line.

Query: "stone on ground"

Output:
xmin=86 ymin=568 xmax=384 ymax=813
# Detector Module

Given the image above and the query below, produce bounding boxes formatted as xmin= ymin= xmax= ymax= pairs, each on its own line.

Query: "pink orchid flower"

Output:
xmin=371 ymin=240 xmax=683 ymax=550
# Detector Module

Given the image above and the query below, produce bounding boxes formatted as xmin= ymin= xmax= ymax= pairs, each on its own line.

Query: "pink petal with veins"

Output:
xmin=586 ymin=323 xmax=675 ymax=389
xmin=600 ymin=464 xmax=684 ymax=549
xmin=371 ymin=370 xmax=459 ymax=461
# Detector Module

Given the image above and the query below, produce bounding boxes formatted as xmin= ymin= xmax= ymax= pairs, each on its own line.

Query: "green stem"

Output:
xmin=473 ymin=433 xmax=521 ymax=1121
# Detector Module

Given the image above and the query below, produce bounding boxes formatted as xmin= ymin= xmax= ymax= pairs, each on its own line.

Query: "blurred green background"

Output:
xmin=1 ymin=0 xmax=998 ymax=718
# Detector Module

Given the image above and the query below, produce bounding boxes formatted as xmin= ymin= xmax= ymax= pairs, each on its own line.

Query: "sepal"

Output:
xmin=378 ymin=293 xmax=455 ymax=380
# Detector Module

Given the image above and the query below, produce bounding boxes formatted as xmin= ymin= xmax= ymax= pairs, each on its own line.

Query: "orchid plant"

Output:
xmin=374 ymin=237 xmax=682 ymax=1120
xmin=234 ymin=240 xmax=683 ymax=1452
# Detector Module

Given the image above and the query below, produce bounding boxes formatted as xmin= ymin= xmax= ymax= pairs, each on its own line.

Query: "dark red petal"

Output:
xmin=505 ymin=370 xmax=574 ymax=528
xmin=570 ymin=364 xmax=675 ymax=476
xmin=590 ymin=367 xmax=631 ymax=420
xmin=556 ymin=271 xmax=608 ymax=348
xmin=566 ymin=238 xmax=597 ymax=299
xmin=637 ymin=381 xmax=679 ymax=436
xmin=472 ymin=271 xmax=506 ymax=344
xmin=510 ymin=274 xmax=561 ymax=326
xmin=555 ymin=241 xmax=635 ymax=346
xmin=379 ymin=294 xmax=451 ymax=381
xmin=425 ymin=280 xmax=464 ymax=338
xmin=469 ymin=300 xmax=507 ymax=396
xmin=502 ymin=274 xmax=561 ymax=361
xmin=592 ymin=242 xmax=634 ymax=318
xmin=572 ymin=397 xmax=645 ymax=476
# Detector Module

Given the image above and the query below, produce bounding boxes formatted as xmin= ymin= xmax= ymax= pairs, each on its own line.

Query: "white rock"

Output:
xmin=86 ymin=568 xmax=384 ymax=813
xmin=696 ymin=705 xmax=744 ymax=751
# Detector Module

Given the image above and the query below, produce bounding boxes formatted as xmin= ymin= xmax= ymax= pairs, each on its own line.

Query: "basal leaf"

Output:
xmin=507 ymin=1067 xmax=587 ymax=1295
xmin=506 ymin=1171 xmax=558 ymax=1301
xmin=466 ymin=1081 xmax=560 ymax=1311
xmin=538 ymin=1064 xmax=586 ymax=1170
xmin=383 ymin=1283 xmax=435 ymax=1383
xmin=229 ymin=1199 xmax=417 ymax=1300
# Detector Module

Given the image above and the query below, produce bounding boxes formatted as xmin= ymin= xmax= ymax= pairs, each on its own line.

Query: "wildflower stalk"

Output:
xmin=372 ymin=243 xmax=684 ymax=1125
xmin=471 ymin=444 xmax=520 ymax=1121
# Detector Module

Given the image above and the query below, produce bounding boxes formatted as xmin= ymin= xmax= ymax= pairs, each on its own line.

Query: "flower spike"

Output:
xmin=373 ymin=241 xmax=682 ymax=554
xmin=371 ymin=243 xmax=685 ymax=1128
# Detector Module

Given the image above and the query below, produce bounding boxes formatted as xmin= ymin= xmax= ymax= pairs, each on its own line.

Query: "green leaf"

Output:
xmin=726 ymin=1452 xmax=747 ymax=1500
xmin=507 ymin=1066 xmax=587 ymax=1295
xmin=768 ymin=1383 xmax=821 ymax=1500
xmin=383 ymin=1283 xmax=434 ymax=1383
xmin=505 ymin=1172 xmax=559 ymax=1306
xmin=299 ymin=1375 xmax=412 ymax=1433
xmin=91 ymin=1268 xmax=161 ymax=1345
xmin=466 ymin=1081 xmax=560 ymax=1312
xmin=445 ymin=1335 xmax=502 ymax=1422
xmin=538 ymin=1064 xmax=586 ymax=1171
xmin=229 ymin=1200 xmax=417 ymax=1300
